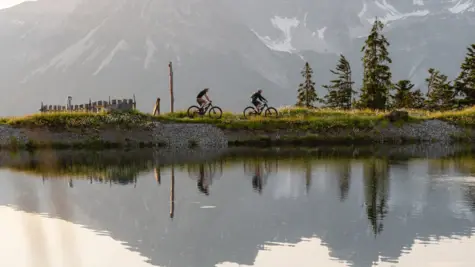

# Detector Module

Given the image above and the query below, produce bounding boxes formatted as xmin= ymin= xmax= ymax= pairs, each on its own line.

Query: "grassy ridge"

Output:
xmin=2 ymin=106 xmax=475 ymax=130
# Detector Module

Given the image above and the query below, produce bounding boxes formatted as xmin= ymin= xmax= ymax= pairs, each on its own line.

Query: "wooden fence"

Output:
xmin=40 ymin=97 xmax=136 ymax=113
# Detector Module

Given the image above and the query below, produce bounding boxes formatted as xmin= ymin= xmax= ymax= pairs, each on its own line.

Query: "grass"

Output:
xmin=2 ymin=106 xmax=475 ymax=132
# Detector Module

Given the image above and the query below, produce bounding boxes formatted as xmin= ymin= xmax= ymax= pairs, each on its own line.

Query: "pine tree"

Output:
xmin=297 ymin=62 xmax=320 ymax=108
xmin=391 ymin=80 xmax=413 ymax=109
xmin=359 ymin=18 xmax=392 ymax=110
xmin=411 ymin=89 xmax=426 ymax=109
xmin=322 ymin=54 xmax=355 ymax=109
xmin=454 ymin=44 xmax=475 ymax=106
xmin=425 ymin=68 xmax=455 ymax=110
xmin=390 ymin=80 xmax=425 ymax=109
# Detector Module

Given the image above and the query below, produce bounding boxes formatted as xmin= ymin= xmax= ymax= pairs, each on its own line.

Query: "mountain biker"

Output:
xmin=196 ymin=88 xmax=211 ymax=112
xmin=251 ymin=89 xmax=267 ymax=111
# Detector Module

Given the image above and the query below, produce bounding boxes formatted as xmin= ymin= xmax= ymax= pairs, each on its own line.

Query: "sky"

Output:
xmin=0 ymin=0 xmax=33 ymax=10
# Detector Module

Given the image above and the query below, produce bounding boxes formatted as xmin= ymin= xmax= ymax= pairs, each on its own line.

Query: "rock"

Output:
xmin=386 ymin=110 xmax=409 ymax=122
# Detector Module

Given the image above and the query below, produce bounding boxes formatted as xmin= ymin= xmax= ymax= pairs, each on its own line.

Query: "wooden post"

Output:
xmin=153 ymin=98 xmax=161 ymax=116
xmin=169 ymin=61 xmax=174 ymax=113
xmin=133 ymin=94 xmax=137 ymax=109
xmin=170 ymin=164 xmax=175 ymax=219
xmin=40 ymin=102 xmax=44 ymax=113
xmin=154 ymin=167 xmax=161 ymax=184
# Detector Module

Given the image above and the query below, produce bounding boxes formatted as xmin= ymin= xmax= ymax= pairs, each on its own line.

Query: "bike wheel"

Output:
xmin=187 ymin=106 xmax=201 ymax=118
xmin=208 ymin=106 xmax=223 ymax=119
xmin=243 ymin=106 xmax=257 ymax=119
xmin=264 ymin=107 xmax=279 ymax=118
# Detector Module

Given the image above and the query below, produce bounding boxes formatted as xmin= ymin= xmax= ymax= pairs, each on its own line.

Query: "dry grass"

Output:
xmin=2 ymin=106 xmax=475 ymax=131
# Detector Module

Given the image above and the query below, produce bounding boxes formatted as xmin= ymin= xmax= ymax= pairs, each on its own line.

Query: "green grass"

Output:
xmin=3 ymin=106 xmax=475 ymax=132
xmin=2 ymin=110 xmax=156 ymax=129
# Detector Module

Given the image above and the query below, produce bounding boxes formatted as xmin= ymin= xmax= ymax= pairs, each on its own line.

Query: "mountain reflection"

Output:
xmin=0 ymin=147 xmax=475 ymax=267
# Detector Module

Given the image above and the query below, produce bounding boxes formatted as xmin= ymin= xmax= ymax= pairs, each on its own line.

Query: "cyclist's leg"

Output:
xmin=197 ymin=98 xmax=206 ymax=112
xmin=252 ymin=100 xmax=259 ymax=110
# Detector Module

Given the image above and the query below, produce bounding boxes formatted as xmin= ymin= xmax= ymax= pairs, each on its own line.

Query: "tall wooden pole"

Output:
xmin=169 ymin=62 xmax=174 ymax=113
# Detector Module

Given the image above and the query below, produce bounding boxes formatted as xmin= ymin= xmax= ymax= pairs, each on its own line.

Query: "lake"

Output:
xmin=0 ymin=146 xmax=474 ymax=267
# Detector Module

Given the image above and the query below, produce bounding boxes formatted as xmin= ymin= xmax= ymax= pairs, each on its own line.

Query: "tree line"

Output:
xmin=296 ymin=18 xmax=475 ymax=111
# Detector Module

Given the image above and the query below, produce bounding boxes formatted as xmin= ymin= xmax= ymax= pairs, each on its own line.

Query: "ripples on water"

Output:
xmin=0 ymin=146 xmax=474 ymax=267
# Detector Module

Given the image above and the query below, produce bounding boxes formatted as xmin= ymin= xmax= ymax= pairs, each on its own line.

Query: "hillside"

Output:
xmin=0 ymin=0 xmax=474 ymax=115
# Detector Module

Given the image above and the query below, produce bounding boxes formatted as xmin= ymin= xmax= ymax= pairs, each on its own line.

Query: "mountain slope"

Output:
xmin=1 ymin=0 xmax=475 ymax=115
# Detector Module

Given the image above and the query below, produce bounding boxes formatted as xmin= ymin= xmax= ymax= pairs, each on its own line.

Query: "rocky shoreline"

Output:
xmin=0 ymin=119 xmax=472 ymax=150
xmin=225 ymin=119 xmax=470 ymax=146
xmin=0 ymin=122 xmax=228 ymax=150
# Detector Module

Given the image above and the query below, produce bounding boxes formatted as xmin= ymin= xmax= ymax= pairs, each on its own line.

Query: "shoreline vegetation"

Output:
xmin=1 ymin=107 xmax=475 ymax=150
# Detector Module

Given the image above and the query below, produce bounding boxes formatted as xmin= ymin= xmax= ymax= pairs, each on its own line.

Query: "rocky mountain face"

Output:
xmin=0 ymin=0 xmax=474 ymax=115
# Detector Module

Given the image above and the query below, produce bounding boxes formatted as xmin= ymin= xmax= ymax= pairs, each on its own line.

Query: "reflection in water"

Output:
xmin=1 ymin=149 xmax=475 ymax=267
xmin=0 ymin=206 xmax=156 ymax=267
xmin=243 ymin=158 xmax=278 ymax=194
xmin=364 ymin=158 xmax=390 ymax=236
xmin=187 ymin=161 xmax=224 ymax=195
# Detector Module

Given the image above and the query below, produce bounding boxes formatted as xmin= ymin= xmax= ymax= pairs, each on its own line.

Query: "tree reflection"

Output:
xmin=243 ymin=158 xmax=278 ymax=194
xmin=363 ymin=158 xmax=390 ymax=236
xmin=187 ymin=161 xmax=223 ymax=196
xmin=336 ymin=161 xmax=351 ymax=201
xmin=303 ymin=159 xmax=312 ymax=194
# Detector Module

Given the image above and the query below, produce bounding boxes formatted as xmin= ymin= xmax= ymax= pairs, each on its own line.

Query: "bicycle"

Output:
xmin=187 ymin=101 xmax=223 ymax=119
xmin=243 ymin=102 xmax=278 ymax=119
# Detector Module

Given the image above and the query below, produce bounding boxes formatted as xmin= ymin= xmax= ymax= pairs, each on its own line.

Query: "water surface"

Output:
xmin=1 ymin=147 xmax=475 ymax=267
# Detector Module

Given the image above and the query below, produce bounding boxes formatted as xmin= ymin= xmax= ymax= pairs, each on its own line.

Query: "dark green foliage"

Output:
xmin=390 ymin=80 xmax=425 ymax=109
xmin=323 ymin=54 xmax=355 ymax=109
xmin=425 ymin=68 xmax=456 ymax=110
xmin=297 ymin=62 xmax=320 ymax=108
xmin=454 ymin=44 xmax=475 ymax=106
xmin=359 ymin=18 xmax=393 ymax=110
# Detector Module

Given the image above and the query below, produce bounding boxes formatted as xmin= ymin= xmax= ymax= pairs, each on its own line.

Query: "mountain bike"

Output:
xmin=187 ymin=101 xmax=223 ymax=119
xmin=243 ymin=102 xmax=278 ymax=119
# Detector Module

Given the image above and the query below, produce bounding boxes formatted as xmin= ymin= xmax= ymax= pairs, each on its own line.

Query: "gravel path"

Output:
xmin=152 ymin=122 xmax=228 ymax=149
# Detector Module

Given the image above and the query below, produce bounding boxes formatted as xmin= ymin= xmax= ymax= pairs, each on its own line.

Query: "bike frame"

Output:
xmin=200 ymin=102 xmax=213 ymax=114
xmin=255 ymin=102 xmax=268 ymax=114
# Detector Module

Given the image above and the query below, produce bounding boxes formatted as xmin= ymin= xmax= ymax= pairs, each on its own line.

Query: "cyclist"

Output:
xmin=251 ymin=89 xmax=267 ymax=112
xmin=196 ymin=88 xmax=211 ymax=112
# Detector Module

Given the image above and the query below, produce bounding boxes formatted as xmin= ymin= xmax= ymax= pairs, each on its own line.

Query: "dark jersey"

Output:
xmin=197 ymin=89 xmax=208 ymax=98
xmin=251 ymin=92 xmax=266 ymax=102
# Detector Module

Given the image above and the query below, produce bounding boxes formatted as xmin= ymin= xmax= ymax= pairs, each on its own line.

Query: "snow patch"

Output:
xmin=449 ymin=0 xmax=475 ymax=13
xmin=317 ymin=27 xmax=327 ymax=40
xmin=359 ymin=0 xmax=429 ymax=25
xmin=381 ymin=9 xmax=430 ymax=23
xmin=251 ymin=16 xmax=300 ymax=53
xmin=83 ymin=46 xmax=106 ymax=65
xmin=413 ymin=0 xmax=424 ymax=6
xmin=93 ymin=40 xmax=129 ymax=75
xmin=144 ymin=37 xmax=156 ymax=70
xmin=375 ymin=0 xmax=399 ymax=15
xmin=358 ymin=2 xmax=368 ymax=18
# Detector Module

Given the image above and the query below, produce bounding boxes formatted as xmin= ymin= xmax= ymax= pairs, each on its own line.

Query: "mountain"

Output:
xmin=0 ymin=0 xmax=474 ymax=115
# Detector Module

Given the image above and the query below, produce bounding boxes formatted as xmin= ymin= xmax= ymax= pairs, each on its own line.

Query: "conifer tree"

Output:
xmin=322 ymin=54 xmax=355 ymax=109
xmin=454 ymin=44 xmax=475 ymax=106
xmin=297 ymin=62 xmax=320 ymax=108
xmin=390 ymin=80 xmax=425 ymax=109
xmin=411 ymin=89 xmax=426 ymax=109
xmin=391 ymin=80 xmax=414 ymax=109
xmin=425 ymin=68 xmax=455 ymax=110
xmin=359 ymin=18 xmax=392 ymax=110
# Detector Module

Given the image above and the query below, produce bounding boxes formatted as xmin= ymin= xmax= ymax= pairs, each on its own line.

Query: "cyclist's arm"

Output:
xmin=260 ymin=95 xmax=267 ymax=102
xmin=205 ymin=94 xmax=211 ymax=102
